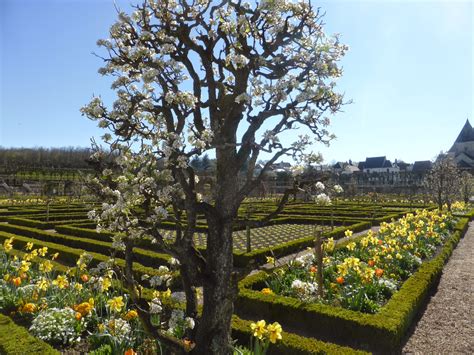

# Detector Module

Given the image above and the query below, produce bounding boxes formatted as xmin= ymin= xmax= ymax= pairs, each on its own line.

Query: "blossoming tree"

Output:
xmin=425 ymin=154 xmax=461 ymax=211
xmin=81 ymin=0 xmax=347 ymax=353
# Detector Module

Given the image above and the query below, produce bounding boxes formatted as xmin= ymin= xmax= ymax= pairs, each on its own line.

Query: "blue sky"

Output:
xmin=1 ymin=0 xmax=472 ymax=164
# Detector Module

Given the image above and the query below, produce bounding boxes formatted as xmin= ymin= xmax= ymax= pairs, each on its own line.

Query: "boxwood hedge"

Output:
xmin=235 ymin=218 xmax=469 ymax=353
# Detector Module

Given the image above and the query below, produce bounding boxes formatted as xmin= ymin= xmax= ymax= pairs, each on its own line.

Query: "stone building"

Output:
xmin=449 ymin=119 xmax=474 ymax=170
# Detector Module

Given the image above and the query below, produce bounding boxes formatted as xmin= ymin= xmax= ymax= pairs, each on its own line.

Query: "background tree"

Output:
xmin=460 ymin=170 xmax=473 ymax=204
xmin=425 ymin=154 xmax=461 ymax=210
xmin=81 ymin=0 xmax=347 ymax=353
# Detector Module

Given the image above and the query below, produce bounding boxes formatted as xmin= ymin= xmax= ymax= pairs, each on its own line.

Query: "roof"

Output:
xmin=451 ymin=119 xmax=474 ymax=147
xmin=412 ymin=160 xmax=432 ymax=172
xmin=342 ymin=165 xmax=360 ymax=174
xmin=457 ymin=160 xmax=474 ymax=168
xmin=364 ymin=156 xmax=392 ymax=169
xmin=397 ymin=161 xmax=410 ymax=169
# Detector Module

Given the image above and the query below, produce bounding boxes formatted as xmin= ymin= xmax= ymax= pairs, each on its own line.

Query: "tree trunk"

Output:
xmin=193 ymin=220 xmax=236 ymax=354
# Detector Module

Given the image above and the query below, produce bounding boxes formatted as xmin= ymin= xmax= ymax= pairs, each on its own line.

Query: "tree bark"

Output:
xmin=193 ymin=219 xmax=236 ymax=354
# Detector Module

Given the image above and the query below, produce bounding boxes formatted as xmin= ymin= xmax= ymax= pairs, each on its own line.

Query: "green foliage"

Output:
xmin=0 ymin=314 xmax=59 ymax=354
xmin=89 ymin=344 xmax=113 ymax=355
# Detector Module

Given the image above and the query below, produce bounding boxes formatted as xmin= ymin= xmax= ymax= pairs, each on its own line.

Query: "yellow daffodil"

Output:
xmin=344 ymin=230 xmax=353 ymax=238
xmin=3 ymin=237 xmax=14 ymax=252
xmin=265 ymin=256 xmax=275 ymax=264
xmin=323 ymin=237 xmax=335 ymax=253
xmin=19 ymin=260 xmax=31 ymax=274
xmin=38 ymin=247 xmax=48 ymax=257
xmin=39 ymin=260 xmax=53 ymax=273
xmin=51 ymin=252 xmax=59 ymax=260
xmin=250 ymin=320 xmax=267 ymax=339
xmin=25 ymin=242 xmax=34 ymax=251
xmin=107 ymin=296 xmax=125 ymax=313
xmin=266 ymin=322 xmax=283 ymax=343
xmin=36 ymin=278 xmax=49 ymax=291
xmin=52 ymin=275 xmax=69 ymax=289
xmin=98 ymin=323 xmax=105 ymax=333
xmin=261 ymin=288 xmax=273 ymax=295
xmin=346 ymin=242 xmax=356 ymax=251
xmin=101 ymin=277 xmax=112 ymax=292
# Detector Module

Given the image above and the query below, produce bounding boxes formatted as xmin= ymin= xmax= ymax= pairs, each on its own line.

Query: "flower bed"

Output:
xmin=0 ymin=240 xmax=193 ymax=354
xmin=236 ymin=211 xmax=470 ymax=352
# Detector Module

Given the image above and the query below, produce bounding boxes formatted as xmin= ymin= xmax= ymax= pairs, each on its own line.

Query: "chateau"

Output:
xmin=449 ymin=119 xmax=474 ymax=170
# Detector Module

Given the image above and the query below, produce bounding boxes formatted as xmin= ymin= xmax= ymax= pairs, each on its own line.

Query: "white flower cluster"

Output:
xmin=291 ymin=253 xmax=314 ymax=268
xmin=148 ymin=265 xmax=173 ymax=287
xmin=377 ymin=278 xmax=398 ymax=292
xmin=169 ymin=257 xmax=180 ymax=266
xmin=291 ymin=279 xmax=318 ymax=302
xmin=315 ymin=181 xmax=325 ymax=191
xmin=166 ymin=309 xmax=195 ymax=337
xmin=30 ymin=308 xmax=81 ymax=345
xmin=187 ymin=128 xmax=214 ymax=150
xmin=314 ymin=193 xmax=331 ymax=205
xmin=291 ymin=165 xmax=305 ymax=177
xmin=149 ymin=298 xmax=163 ymax=314
xmin=333 ymin=184 xmax=344 ymax=194
xmin=164 ymin=91 xmax=198 ymax=109
xmin=106 ymin=318 xmax=132 ymax=343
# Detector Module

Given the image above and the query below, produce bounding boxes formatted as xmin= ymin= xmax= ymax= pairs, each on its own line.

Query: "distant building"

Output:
xmin=341 ymin=164 xmax=360 ymax=175
xmin=271 ymin=162 xmax=292 ymax=172
xmin=449 ymin=119 xmax=474 ymax=169
xmin=412 ymin=160 xmax=432 ymax=173
xmin=362 ymin=156 xmax=400 ymax=173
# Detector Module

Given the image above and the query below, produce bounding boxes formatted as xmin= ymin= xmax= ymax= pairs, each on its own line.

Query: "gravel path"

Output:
xmin=402 ymin=222 xmax=474 ymax=354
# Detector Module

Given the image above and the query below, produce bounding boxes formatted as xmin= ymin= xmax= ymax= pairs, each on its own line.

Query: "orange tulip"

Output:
xmin=81 ymin=274 xmax=89 ymax=282
xmin=124 ymin=349 xmax=136 ymax=355
xmin=336 ymin=276 xmax=344 ymax=284
xmin=375 ymin=268 xmax=384 ymax=278
xmin=12 ymin=277 xmax=22 ymax=287
xmin=368 ymin=260 xmax=375 ymax=267
xmin=309 ymin=266 xmax=317 ymax=273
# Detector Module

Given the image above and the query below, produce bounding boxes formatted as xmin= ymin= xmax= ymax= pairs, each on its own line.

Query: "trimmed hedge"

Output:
xmin=3 ymin=217 xmax=55 ymax=230
xmin=0 ymin=314 xmax=59 ymax=354
xmin=56 ymin=222 xmax=371 ymax=268
xmin=231 ymin=315 xmax=370 ymax=355
xmin=0 ymin=223 xmax=170 ymax=269
xmin=235 ymin=218 xmax=469 ymax=353
xmin=233 ymin=221 xmax=370 ymax=267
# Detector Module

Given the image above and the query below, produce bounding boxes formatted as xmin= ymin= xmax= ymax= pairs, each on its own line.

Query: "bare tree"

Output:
xmin=81 ymin=0 xmax=347 ymax=353
xmin=425 ymin=154 xmax=461 ymax=210
xmin=460 ymin=170 xmax=473 ymax=203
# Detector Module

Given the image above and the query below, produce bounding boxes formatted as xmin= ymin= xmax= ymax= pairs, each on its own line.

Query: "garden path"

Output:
xmin=402 ymin=221 xmax=474 ymax=354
